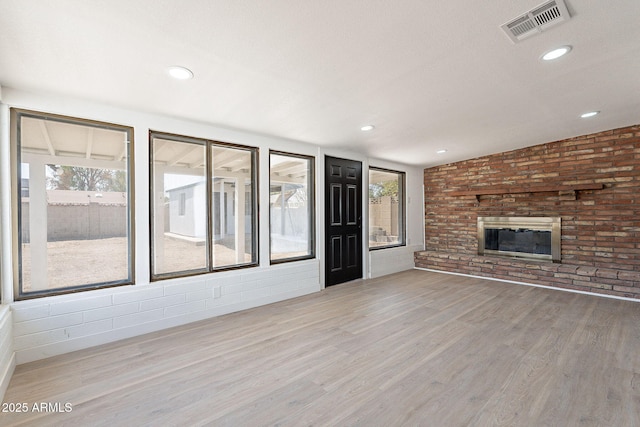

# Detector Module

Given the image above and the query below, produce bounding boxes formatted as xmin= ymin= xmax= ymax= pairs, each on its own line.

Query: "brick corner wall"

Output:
xmin=416 ymin=124 xmax=640 ymax=299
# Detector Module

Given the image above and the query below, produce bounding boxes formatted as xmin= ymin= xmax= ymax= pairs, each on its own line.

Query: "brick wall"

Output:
xmin=415 ymin=124 xmax=640 ymax=299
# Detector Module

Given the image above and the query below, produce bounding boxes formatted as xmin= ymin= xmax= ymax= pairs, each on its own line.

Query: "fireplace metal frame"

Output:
xmin=477 ymin=216 xmax=561 ymax=263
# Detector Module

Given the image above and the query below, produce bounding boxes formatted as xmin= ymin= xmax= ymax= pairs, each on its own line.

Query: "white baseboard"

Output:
xmin=414 ymin=267 xmax=640 ymax=303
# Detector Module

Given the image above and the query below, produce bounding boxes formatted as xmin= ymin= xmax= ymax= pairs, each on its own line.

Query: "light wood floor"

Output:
xmin=2 ymin=269 xmax=640 ymax=426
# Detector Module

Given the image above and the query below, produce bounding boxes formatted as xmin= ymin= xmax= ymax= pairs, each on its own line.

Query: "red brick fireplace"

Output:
xmin=415 ymin=124 xmax=640 ymax=299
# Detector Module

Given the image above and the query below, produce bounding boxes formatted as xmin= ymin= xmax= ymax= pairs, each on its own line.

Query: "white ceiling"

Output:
xmin=1 ymin=0 xmax=639 ymax=167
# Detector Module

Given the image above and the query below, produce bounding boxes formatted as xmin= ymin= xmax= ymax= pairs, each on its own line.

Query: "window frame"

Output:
xmin=11 ymin=108 xmax=135 ymax=300
xmin=149 ymin=131 xmax=259 ymax=281
xmin=269 ymin=150 xmax=316 ymax=265
xmin=368 ymin=166 xmax=406 ymax=251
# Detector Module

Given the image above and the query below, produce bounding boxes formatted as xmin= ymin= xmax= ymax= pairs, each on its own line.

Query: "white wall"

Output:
xmin=369 ymin=244 xmax=424 ymax=278
xmin=0 ymin=88 xmax=424 ymax=367
xmin=0 ymin=89 xmax=17 ymax=403
xmin=0 ymin=306 xmax=15 ymax=403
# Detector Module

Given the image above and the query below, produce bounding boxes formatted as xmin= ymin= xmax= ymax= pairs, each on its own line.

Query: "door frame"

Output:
xmin=322 ymin=154 xmax=367 ymax=287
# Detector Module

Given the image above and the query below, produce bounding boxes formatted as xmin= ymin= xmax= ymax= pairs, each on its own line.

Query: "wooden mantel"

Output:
xmin=447 ymin=183 xmax=604 ymax=201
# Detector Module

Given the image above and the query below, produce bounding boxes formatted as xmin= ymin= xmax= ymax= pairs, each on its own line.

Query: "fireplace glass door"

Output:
xmin=478 ymin=217 xmax=560 ymax=262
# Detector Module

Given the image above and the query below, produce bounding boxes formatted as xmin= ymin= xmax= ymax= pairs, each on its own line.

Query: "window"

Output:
xmin=269 ymin=152 xmax=315 ymax=263
xmin=13 ymin=110 xmax=134 ymax=299
xmin=150 ymin=132 xmax=258 ymax=279
xmin=368 ymin=167 xmax=405 ymax=249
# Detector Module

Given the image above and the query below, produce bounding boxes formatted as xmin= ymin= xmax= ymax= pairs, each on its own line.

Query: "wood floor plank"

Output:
xmin=2 ymin=269 xmax=640 ymax=426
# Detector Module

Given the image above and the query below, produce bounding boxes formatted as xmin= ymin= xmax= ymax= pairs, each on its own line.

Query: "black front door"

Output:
xmin=325 ymin=156 xmax=363 ymax=286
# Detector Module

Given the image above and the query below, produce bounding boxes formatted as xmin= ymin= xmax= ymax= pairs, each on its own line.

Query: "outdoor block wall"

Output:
xmin=22 ymin=202 xmax=127 ymax=242
xmin=415 ymin=124 xmax=640 ymax=299
xmin=369 ymin=196 xmax=399 ymax=242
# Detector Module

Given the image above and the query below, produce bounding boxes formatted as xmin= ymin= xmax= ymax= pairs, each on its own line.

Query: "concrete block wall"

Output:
xmin=11 ymin=260 xmax=320 ymax=364
xmin=22 ymin=203 xmax=127 ymax=242
xmin=369 ymin=196 xmax=399 ymax=239
xmin=417 ymin=124 xmax=640 ymax=298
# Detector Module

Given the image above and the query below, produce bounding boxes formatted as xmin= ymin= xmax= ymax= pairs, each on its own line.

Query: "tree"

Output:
xmin=47 ymin=165 xmax=126 ymax=192
xmin=108 ymin=170 xmax=127 ymax=192
xmin=369 ymin=179 xmax=398 ymax=198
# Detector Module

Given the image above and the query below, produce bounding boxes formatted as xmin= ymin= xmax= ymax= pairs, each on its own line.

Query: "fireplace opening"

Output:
xmin=478 ymin=217 xmax=560 ymax=262
xmin=484 ymin=228 xmax=552 ymax=255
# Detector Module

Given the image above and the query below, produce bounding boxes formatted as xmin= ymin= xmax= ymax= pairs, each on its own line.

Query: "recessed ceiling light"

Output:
xmin=580 ymin=111 xmax=599 ymax=118
xmin=360 ymin=125 xmax=375 ymax=131
xmin=167 ymin=66 xmax=194 ymax=80
xmin=436 ymin=149 xmax=447 ymax=154
xmin=541 ymin=45 xmax=572 ymax=61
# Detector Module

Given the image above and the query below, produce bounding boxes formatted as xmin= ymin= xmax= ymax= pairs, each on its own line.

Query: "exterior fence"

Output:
xmin=21 ymin=202 xmax=127 ymax=242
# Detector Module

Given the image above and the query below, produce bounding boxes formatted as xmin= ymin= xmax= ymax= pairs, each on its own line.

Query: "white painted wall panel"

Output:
xmin=0 ymin=307 xmax=15 ymax=403
xmin=369 ymin=244 xmax=424 ymax=279
xmin=11 ymin=261 xmax=321 ymax=364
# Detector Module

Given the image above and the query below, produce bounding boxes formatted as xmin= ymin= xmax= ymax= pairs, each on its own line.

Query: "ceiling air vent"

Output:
xmin=501 ymin=0 xmax=571 ymax=43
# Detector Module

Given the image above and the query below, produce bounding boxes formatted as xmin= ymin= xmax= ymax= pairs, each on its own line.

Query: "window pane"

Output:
xmin=150 ymin=137 xmax=208 ymax=276
xmin=211 ymin=145 xmax=257 ymax=268
xmin=18 ymin=114 xmax=132 ymax=296
xmin=369 ymin=168 xmax=405 ymax=248
xmin=270 ymin=153 xmax=314 ymax=262
xmin=149 ymin=134 xmax=258 ymax=280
